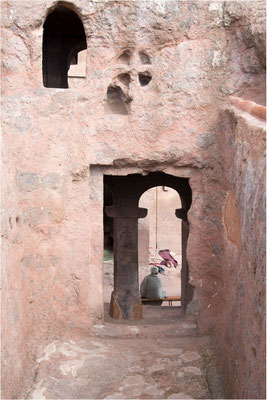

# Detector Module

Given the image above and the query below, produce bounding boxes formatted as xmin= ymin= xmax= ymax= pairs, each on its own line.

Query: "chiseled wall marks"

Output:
xmin=223 ymin=190 xmax=242 ymax=248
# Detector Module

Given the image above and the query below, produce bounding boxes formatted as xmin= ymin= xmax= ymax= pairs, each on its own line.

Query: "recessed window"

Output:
xmin=138 ymin=72 xmax=152 ymax=86
xmin=117 ymin=50 xmax=131 ymax=65
xmin=139 ymin=51 xmax=151 ymax=65
xmin=43 ymin=5 xmax=87 ymax=88
xmin=106 ymin=85 xmax=131 ymax=115
xmin=117 ymin=73 xmax=131 ymax=87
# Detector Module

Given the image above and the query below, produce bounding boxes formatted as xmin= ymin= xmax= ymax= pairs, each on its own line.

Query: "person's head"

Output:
xmin=150 ymin=266 xmax=159 ymax=275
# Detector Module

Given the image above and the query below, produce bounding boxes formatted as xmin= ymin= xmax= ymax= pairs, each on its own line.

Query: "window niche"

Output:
xmin=139 ymin=51 xmax=151 ymax=65
xmin=138 ymin=72 xmax=152 ymax=86
xmin=43 ymin=5 xmax=87 ymax=88
xmin=106 ymin=85 xmax=132 ymax=115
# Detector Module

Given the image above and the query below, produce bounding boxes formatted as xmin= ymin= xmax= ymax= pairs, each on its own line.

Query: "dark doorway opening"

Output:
xmin=103 ymin=184 xmax=114 ymax=305
xmin=43 ymin=5 xmax=87 ymax=88
xmin=103 ymin=171 xmax=192 ymax=320
xmin=104 ymin=184 xmax=114 ymax=252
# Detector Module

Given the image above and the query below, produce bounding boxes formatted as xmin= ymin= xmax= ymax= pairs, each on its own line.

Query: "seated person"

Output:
xmin=140 ymin=266 xmax=168 ymax=305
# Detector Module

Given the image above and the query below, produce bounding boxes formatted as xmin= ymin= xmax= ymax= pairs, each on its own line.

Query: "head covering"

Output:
xmin=151 ymin=266 xmax=159 ymax=275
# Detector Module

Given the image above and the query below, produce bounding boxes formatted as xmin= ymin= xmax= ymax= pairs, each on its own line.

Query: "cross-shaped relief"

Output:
xmin=106 ymin=49 xmax=153 ymax=115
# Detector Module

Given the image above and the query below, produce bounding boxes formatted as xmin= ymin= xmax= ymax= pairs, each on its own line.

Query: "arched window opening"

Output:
xmin=138 ymin=186 xmax=182 ymax=304
xmin=43 ymin=5 xmax=87 ymax=88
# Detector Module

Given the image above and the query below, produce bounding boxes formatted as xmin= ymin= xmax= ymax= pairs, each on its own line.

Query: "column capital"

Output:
xmin=176 ymin=208 xmax=187 ymax=220
xmin=105 ymin=205 xmax=147 ymax=219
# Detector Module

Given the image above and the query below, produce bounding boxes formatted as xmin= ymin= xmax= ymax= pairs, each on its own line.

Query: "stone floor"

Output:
xmin=27 ymin=305 xmax=225 ymax=399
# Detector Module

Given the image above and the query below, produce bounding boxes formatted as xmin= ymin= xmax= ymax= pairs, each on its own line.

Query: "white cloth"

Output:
xmin=140 ymin=274 xmax=168 ymax=299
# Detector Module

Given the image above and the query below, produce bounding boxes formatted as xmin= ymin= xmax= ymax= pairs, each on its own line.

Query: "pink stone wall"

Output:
xmin=216 ymin=105 xmax=266 ymax=399
xmin=1 ymin=1 xmax=266 ymax=398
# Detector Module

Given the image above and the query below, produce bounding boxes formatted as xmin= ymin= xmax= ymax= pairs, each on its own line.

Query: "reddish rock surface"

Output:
xmin=1 ymin=1 xmax=266 ymax=399
xmin=216 ymin=105 xmax=266 ymax=399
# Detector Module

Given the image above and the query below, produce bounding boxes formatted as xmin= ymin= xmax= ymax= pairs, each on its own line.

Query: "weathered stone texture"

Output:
xmin=217 ymin=106 xmax=266 ymax=399
xmin=223 ymin=190 xmax=242 ymax=248
xmin=1 ymin=1 xmax=266 ymax=399
xmin=16 ymin=171 xmax=40 ymax=192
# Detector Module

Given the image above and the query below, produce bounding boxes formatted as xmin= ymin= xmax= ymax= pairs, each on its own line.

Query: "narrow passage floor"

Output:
xmin=28 ymin=306 xmax=225 ymax=399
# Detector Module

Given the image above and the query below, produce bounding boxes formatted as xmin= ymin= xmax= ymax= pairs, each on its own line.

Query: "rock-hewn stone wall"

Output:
xmin=217 ymin=105 xmax=266 ymax=399
xmin=1 ymin=1 xmax=265 ymax=398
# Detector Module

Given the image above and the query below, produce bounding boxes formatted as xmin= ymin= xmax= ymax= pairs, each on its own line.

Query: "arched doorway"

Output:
xmin=104 ymin=171 xmax=192 ymax=320
xmin=138 ymin=187 xmax=182 ymax=303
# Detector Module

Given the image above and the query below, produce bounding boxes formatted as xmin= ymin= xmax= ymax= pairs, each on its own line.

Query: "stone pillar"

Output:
xmin=181 ymin=220 xmax=190 ymax=314
xmin=106 ymin=206 xmax=147 ymax=320
xmin=176 ymin=208 xmax=193 ymax=314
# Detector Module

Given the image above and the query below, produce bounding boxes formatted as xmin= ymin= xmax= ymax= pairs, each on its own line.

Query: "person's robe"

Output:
xmin=140 ymin=274 xmax=167 ymax=299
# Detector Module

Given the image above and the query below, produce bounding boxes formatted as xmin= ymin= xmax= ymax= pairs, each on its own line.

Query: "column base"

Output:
xmin=109 ymin=291 xmax=142 ymax=320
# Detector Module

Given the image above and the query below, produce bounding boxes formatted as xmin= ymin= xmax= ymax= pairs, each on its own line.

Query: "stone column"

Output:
xmin=106 ymin=206 xmax=147 ymax=320
xmin=176 ymin=208 xmax=193 ymax=313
